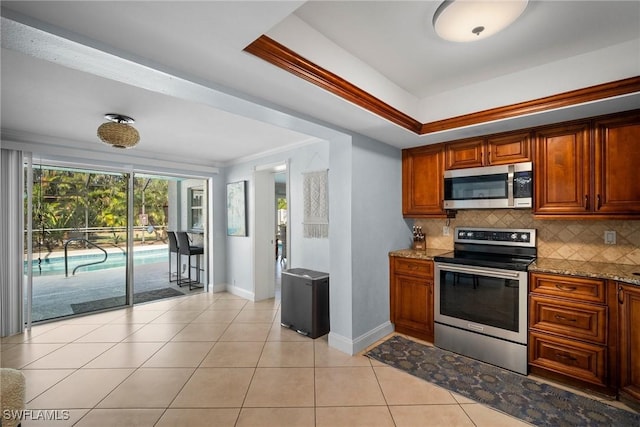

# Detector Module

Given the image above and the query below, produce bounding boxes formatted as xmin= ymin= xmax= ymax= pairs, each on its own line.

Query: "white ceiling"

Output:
xmin=1 ymin=1 xmax=639 ymax=167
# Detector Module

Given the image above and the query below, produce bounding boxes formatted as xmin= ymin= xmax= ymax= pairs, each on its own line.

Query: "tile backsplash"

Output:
xmin=414 ymin=210 xmax=640 ymax=265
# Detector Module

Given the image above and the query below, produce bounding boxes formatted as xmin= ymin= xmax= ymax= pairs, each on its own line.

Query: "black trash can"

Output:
xmin=281 ymin=268 xmax=329 ymax=339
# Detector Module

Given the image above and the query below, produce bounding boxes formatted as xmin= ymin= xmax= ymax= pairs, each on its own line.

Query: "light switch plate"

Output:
xmin=604 ymin=230 xmax=616 ymax=245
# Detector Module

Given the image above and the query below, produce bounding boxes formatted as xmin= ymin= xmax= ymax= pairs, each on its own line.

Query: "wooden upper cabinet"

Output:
xmin=534 ymin=123 xmax=591 ymax=215
xmin=402 ymin=145 xmax=445 ymax=217
xmin=445 ymin=138 xmax=484 ymax=169
xmin=445 ymin=132 xmax=531 ymax=170
xmin=487 ymin=131 xmax=531 ymax=165
xmin=593 ymin=113 xmax=640 ymax=214
xmin=534 ymin=111 xmax=640 ymax=218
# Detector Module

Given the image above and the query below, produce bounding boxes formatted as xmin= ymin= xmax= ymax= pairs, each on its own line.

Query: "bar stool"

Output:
xmin=176 ymin=231 xmax=204 ymax=290
xmin=168 ymin=231 xmax=180 ymax=283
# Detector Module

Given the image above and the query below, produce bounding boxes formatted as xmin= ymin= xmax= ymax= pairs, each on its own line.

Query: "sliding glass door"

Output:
xmin=26 ymin=164 xmax=130 ymax=322
xmin=24 ymin=164 xmax=210 ymax=323
xmin=131 ymin=174 xmax=178 ymax=302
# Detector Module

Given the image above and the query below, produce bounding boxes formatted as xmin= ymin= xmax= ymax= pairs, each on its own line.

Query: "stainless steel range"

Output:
xmin=433 ymin=227 xmax=537 ymax=375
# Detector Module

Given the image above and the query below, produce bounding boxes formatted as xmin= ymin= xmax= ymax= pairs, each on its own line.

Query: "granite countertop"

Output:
xmin=529 ymin=258 xmax=640 ymax=286
xmin=389 ymin=248 xmax=451 ymax=260
xmin=390 ymin=249 xmax=640 ymax=286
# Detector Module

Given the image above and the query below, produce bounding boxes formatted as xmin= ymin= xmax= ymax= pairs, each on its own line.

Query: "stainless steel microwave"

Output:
xmin=443 ymin=162 xmax=533 ymax=209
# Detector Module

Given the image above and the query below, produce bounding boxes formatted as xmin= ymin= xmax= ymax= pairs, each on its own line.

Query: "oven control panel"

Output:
xmin=455 ymin=228 xmax=536 ymax=247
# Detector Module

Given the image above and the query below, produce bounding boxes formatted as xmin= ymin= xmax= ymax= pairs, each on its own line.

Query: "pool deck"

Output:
xmin=29 ymin=252 xmax=203 ymax=322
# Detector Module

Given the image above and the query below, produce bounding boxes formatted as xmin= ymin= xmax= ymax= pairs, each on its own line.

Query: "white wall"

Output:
xmin=326 ymin=133 xmax=411 ymax=355
xmin=350 ymin=135 xmax=410 ymax=343
xmin=222 ymin=132 xmax=410 ymax=355
xmin=222 ymin=140 xmax=331 ymax=298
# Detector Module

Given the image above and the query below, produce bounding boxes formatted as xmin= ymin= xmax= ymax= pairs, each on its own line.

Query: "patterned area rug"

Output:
xmin=366 ymin=335 xmax=640 ymax=427
xmin=70 ymin=287 xmax=184 ymax=314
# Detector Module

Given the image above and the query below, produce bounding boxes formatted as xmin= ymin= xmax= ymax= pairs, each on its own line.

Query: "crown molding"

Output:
xmin=244 ymin=35 xmax=423 ymax=134
xmin=245 ymin=35 xmax=640 ymax=136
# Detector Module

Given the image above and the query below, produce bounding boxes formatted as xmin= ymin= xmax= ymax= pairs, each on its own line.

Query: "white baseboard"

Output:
xmin=224 ymin=283 xmax=254 ymax=301
xmin=209 ymin=283 xmax=227 ymax=293
xmin=328 ymin=321 xmax=394 ymax=356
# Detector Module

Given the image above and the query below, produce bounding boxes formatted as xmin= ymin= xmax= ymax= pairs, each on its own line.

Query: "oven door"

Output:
xmin=434 ymin=262 xmax=528 ymax=344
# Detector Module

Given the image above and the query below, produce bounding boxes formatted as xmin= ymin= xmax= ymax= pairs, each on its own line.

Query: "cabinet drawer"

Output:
xmin=530 ymin=273 xmax=606 ymax=303
xmin=393 ymin=258 xmax=433 ymax=278
xmin=529 ymin=296 xmax=607 ymax=344
xmin=529 ymin=332 xmax=607 ymax=386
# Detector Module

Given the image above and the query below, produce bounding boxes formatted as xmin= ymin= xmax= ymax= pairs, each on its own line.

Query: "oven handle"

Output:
xmin=436 ymin=263 xmax=521 ymax=280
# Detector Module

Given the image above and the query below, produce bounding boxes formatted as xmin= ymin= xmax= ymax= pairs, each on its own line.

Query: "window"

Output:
xmin=189 ymin=188 xmax=203 ymax=230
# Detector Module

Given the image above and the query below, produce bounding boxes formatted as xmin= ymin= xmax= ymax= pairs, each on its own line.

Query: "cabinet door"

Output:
xmin=618 ymin=284 xmax=640 ymax=403
xmin=534 ymin=123 xmax=591 ymax=215
xmin=487 ymin=131 xmax=531 ymax=165
xmin=402 ymin=146 xmax=445 ymax=217
xmin=445 ymin=138 xmax=484 ymax=170
xmin=594 ymin=113 xmax=640 ymax=214
xmin=393 ymin=275 xmax=434 ymax=342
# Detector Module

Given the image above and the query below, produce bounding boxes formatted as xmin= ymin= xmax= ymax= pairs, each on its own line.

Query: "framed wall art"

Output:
xmin=226 ymin=180 xmax=247 ymax=236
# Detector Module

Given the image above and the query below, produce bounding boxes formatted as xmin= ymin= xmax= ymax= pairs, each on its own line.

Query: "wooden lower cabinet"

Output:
xmin=528 ymin=272 xmax=613 ymax=391
xmin=390 ymin=257 xmax=434 ymax=342
xmin=617 ymin=283 xmax=640 ymax=405
xmin=529 ymin=331 xmax=607 ymax=386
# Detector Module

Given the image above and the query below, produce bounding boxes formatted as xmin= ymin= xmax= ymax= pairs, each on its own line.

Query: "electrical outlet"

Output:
xmin=443 ymin=226 xmax=450 ymax=236
xmin=604 ymin=230 xmax=617 ymax=245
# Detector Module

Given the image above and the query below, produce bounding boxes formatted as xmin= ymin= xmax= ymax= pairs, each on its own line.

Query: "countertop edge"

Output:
xmin=390 ymin=249 xmax=640 ymax=286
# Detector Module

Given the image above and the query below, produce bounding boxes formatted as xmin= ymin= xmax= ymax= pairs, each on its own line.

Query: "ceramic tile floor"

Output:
xmin=1 ymin=291 xmax=548 ymax=426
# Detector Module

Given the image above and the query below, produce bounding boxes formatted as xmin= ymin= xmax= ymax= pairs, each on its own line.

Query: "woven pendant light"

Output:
xmin=97 ymin=114 xmax=140 ymax=149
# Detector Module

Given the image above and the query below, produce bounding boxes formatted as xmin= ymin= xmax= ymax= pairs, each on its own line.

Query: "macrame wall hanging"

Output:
xmin=302 ymin=170 xmax=328 ymax=238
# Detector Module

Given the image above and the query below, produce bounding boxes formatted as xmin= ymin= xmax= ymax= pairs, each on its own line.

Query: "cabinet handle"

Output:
xmin=618 ymin=285 xmax=624 ymax=305
xmin=556 ymin=352 xmax=578 ymax=362
xmin=597 ymin=194 xmax=602 ymax=210
xmin=554 ymin=314 xmax=576 ymax=322
xmin=555 ymin=284 xmax=577 ymax=292
xmin=584 ymin=194 xmax=589 ymax=210
xmin=486 ymin=150 xmax=491 ymax=165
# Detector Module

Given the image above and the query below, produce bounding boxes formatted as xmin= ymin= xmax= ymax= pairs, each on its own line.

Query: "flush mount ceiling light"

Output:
xmin=433 ymin=0 xmax=529 ymax=42
xmin=97 ymin=114 xmax=140 ymax=149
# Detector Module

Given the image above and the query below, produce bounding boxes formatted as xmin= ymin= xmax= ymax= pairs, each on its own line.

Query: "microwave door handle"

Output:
xmin=507 ymin=164 xmax=514 ymax=207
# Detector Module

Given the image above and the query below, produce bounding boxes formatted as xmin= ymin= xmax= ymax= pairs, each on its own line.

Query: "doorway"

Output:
xmin=253 ymin=162 xmax=288 ymax=302
xmin=275 ymin=171 xmax=287 ymax=298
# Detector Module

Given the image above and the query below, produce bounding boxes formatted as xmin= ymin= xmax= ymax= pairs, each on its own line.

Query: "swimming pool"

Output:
xmin=26 ymin=248 xmax=168 ymax=276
